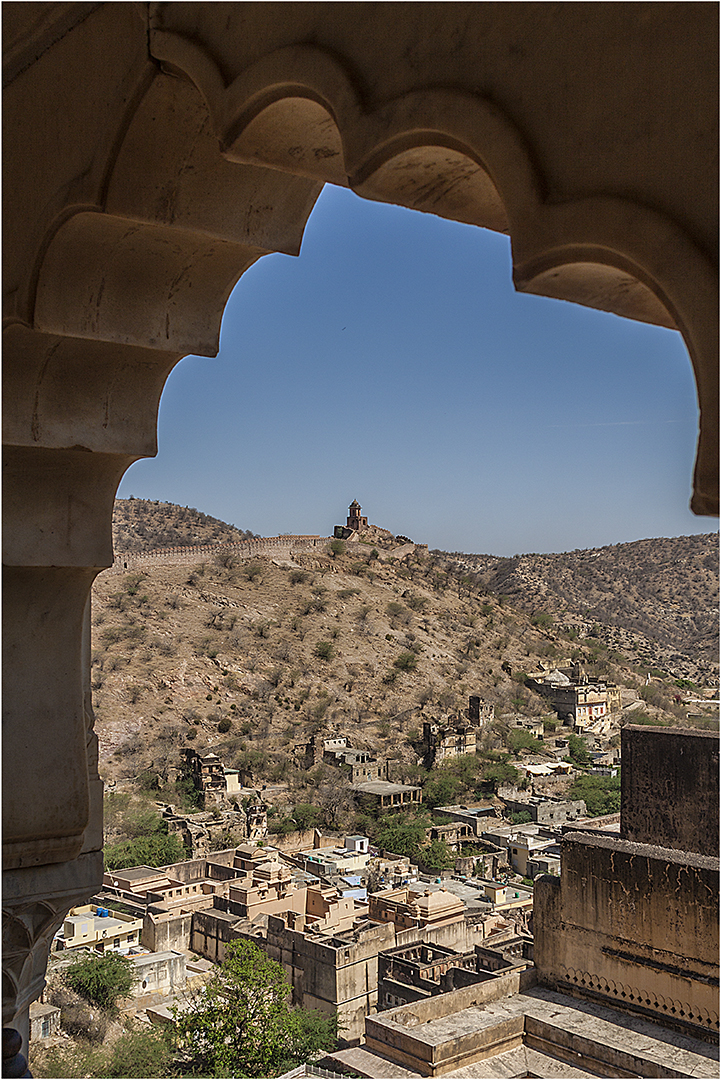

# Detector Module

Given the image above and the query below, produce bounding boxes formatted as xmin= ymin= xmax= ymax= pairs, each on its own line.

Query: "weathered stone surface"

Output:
xmin=621 ymin=725 xmax=719 ymax=857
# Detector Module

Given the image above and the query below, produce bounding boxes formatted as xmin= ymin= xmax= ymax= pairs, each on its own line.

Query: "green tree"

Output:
xmin=506 ymin=729 xmax=538 ymax=756
xmin=104 ymin=831 xmax=186 ymax=871
xmin=173 ymin=938 xmax=337 ymax=1077
xmin=375 ymin=813 xmax=429 ymax=859
xmin=419 ymin=839 xmax=455 ymax=870
xmin=570 ymin=774 xmax=621 ymax=817
xmin=567 ymin=733 xmax=591 ymax=767
xmin=393 ymin=651 xmax=418 ymax=672
xmin=65 ymin=952 xmax=135 ymax=1011
xmin=480 ymin=761 xmax=520 ymax=794
xmin=328 ymin=538 xmax=346 ymax=557
xmin=423 ymin=773 xmax=460 ymax=808
xmin=292 ymin=803 xmax=324 ymax=831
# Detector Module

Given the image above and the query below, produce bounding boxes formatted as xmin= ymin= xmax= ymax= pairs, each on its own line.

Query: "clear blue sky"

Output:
xmin=118 ymin=185 xmax=716 ymax=556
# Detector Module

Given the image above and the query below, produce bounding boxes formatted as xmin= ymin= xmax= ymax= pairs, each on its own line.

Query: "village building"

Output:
xmin=433 ymin=803 xmax=501 ymax=837
xmin=424 ymin=821 xmax=476 ymax=853
xmin=516 ymin=760 xmax=574 ymax=780
xmin=422 ymin=721 xmax=476 ymax=769
xmin=378 ymin=942 xmax=492 ymax=1010
xmin=28 ymin=1003 xmax=61 ymax=1045
xmin=179 ymin=748 xmax=247 ymax=806
xmin=422 ymin=696 xmax=496 ymax=768
xmin=366 ymin=853 xmax=418 ymax=893
xmin=378 ymin=934 xmax=534 ymax=1011
xmin=52 ymin=903 xmax=143 ymax=954
xmin=320 ymin=741 xmax=384 ymax=784
xmin=526 ymin=660 xmax=621 ymax=730
xmin=499 ymin=795 xmax=587 ymax=827
xmin=351 ymin=779 xmax=422 ymax=810
xmin=295 ymin=734 xmax=386 ymax=784
xmin=285 ymin=836 xmax=371 ymax=882
xmin=368 ymin=887 xmax=466 ymax=935
xmin=526 ymin=664 xmax=622 ymax=728
xmin=508 ymin=715 xmax=545 ymax=740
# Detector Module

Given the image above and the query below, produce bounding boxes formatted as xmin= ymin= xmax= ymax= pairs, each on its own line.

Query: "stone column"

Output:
xmin=1 ymin=328 xmax=176 ymax=1057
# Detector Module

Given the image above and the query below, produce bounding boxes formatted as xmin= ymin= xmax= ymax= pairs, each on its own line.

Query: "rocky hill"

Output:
xmin=112 ymin=498 xmax=258 ymax=553
xmin=91 ymin=504 xmax=717 ymax=802
xmin=439 ymin=534 xmax=719 ymax=670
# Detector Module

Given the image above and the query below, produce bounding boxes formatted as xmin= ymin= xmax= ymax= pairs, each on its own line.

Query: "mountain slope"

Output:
xmin=91 ymin=503 xmax=717 ymax=795
xmin=112 ymin=498 xmax=257 ymax=553
xmin=440 ymin=534 xmax=718 ymax=666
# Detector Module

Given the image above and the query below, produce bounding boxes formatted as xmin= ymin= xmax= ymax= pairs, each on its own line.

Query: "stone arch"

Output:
xmin=26 ymin=34 xmax=719 ymax=514
xmin=3 ymin=3 xmax=717 ymax=1048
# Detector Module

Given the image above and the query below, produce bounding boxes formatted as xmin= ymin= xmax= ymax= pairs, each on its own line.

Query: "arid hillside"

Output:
xmin=91 ymin=505 xmax=717 ymax=800
xmin=441 ymin=534 xmax=719 ymax=669
xmin=112 ymin=498 xmax=258 ymax=553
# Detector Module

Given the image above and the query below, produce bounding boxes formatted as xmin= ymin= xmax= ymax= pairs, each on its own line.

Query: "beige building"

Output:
xmin=368 ymin=886 xmax=466 ymax=934
xmin=2 ymin=5 xmax=717 ymax=1065
xmin=55 ymin=904 xmax=143 ymax=954
xmin=526 ymin=666 xmax=621 ymax=728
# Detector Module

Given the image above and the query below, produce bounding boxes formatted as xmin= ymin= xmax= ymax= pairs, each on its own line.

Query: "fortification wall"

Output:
xmin=108 ymin=536 xmax=328 ymax=572
xmin=534 ymin=832 xmax=719 ymax=1038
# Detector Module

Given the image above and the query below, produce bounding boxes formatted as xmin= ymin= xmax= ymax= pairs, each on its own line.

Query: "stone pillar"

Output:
xmin=1 ymin=328 xmax=177 ymax=1057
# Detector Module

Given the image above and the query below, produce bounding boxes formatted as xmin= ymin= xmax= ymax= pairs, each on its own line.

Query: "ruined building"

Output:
xmin=3 ymin=4 xmax=717 ymax=1069
xmin=423 ymin=695 xmax=495 ymax=768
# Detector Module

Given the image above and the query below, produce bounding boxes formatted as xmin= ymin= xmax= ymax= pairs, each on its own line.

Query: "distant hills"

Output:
xmin=93 ymin=500 xmax=717 ymax=790
xmin=440 ymin=534 xmax=719 ymax=667
xmin=113 ymin=498 xmax=259 ymax=552
xmin=110 ymin=498 xmax=718 ymax=675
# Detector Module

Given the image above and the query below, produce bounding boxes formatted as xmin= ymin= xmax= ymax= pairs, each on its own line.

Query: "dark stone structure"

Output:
xmin=534 ymin=726 xmax=719 ymax=1040
xmin=621 ymin=726 xmax=719 ymax=858
xmin=346 ymin=500 xmax=368 ymax=532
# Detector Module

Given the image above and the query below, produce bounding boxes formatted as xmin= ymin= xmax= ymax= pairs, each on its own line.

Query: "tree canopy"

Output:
xmin=373 ymin=812 xmax=430 ymax=860
xmin=65 ymin=952 xmax=135 ymax=1011
xmin=173 ymin=938 xmax=337 ymax=1077
xmin=104 ymin=831 xmax=186 ymax=871
xmin=570 ymin=774 xmax=621 ymax=817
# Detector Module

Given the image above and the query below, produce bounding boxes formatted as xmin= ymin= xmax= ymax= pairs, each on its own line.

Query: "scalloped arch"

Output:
xmin=32 ymin=33 xmax=718 ymax=510
xmin=148 ymin=35 xmax=714 ymax=343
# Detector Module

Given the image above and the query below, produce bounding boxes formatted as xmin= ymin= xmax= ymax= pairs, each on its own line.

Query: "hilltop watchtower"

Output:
xmin=346 ymin=500 xmax=368 ymax=532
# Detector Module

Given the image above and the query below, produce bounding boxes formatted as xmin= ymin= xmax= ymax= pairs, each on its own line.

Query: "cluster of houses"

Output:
xmin=33 ymin=675 xmax=629 ymax=1049
xmin=44 ymin=826 xmax=536 ymax=1042
xmin=40 ymin=784 xmax=608 ymax=1045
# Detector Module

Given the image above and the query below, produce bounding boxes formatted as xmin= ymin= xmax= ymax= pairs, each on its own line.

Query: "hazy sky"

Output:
xmin=117 ymin=185 xmax=716 ymax=556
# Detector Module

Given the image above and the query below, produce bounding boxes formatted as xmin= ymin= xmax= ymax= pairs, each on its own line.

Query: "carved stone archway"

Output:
xmin=3 ymin=2 xmax=717 ymax=1058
